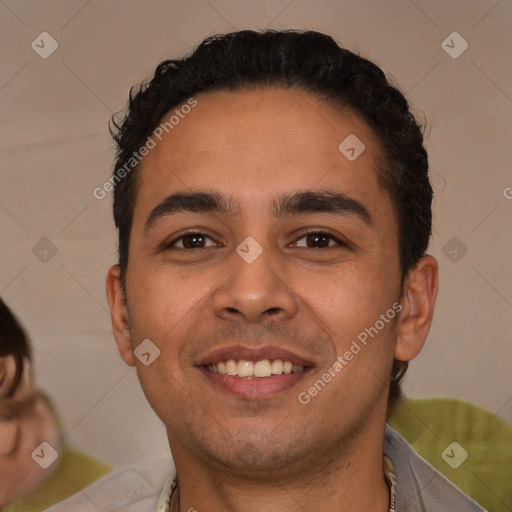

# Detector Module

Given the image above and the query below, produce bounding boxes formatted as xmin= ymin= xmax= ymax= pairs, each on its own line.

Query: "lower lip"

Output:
xmin=198 ymin=367 xmax=311 ymax=399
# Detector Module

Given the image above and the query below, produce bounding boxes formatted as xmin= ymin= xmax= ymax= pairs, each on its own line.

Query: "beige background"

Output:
xmin=1 ymin=0 xmax=511 ymax=468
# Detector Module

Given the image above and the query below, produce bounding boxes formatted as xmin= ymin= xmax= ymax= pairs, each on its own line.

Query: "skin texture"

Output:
xmin=0 ymin=356 xmax=60 ymax=507
xmin=106 ymin=87 xmax=438 ymax=512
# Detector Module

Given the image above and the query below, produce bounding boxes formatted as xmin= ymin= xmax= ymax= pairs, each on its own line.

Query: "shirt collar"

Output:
xmin=155 ymin=472 xmax=175 ymax=512
xmin=383 ymin=454 xmax=398 ymax=512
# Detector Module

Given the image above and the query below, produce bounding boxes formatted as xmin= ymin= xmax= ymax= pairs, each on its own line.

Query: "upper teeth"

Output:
xmin=207 ymin=359 xmax=304 ymax=378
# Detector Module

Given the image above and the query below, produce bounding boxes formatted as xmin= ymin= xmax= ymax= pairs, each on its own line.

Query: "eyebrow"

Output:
xmin=143 ymin=189 xmax=373 ymax=233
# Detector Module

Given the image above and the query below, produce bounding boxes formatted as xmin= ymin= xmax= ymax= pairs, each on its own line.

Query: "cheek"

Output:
xmin=127 ymin=264 xmax=218 ymax=361
xmin=0 ymin=421 xmax=18 ymax=456
xmin=299 ymin=262 xmax=395 ymax=342
xmin=303 ymin=267 xmax=398 ymax=395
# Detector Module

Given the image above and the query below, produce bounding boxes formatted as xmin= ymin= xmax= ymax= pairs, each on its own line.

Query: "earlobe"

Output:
xmin=395 ymin=255 xmax=439 ymax=362
xmin=105 ymin=265 xmax=135 ymax=367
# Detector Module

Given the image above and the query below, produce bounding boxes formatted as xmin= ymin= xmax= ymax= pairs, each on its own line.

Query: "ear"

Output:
xmin=0 ymin=354 xmax=17 ymax=397
xmin=395 ymin=255 xmax=439 ymax=362
xmin=106 ymin=265 xmax=135 ymax=367
xmin=0 ymin=357 xmax=35 ymax=416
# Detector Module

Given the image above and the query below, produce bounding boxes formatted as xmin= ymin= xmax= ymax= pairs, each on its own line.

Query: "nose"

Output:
xmin=212 ymin=242 xmax=299 ymax=324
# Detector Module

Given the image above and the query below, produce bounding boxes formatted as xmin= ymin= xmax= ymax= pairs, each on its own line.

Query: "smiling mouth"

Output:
xmin=205 ymin=359 xmax=309 ymax=379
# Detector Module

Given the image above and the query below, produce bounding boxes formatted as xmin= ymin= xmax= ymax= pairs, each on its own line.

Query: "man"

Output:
xmin=47 ymin=29 xmax=486 ymax=511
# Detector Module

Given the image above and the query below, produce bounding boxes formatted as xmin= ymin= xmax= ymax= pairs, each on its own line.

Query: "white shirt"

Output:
xmin=44 ymin=425 xmax=487 ymax=512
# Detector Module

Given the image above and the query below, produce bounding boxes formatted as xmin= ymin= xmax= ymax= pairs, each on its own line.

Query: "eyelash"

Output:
xmin=165 ymin=230 xmax=348 ymax=250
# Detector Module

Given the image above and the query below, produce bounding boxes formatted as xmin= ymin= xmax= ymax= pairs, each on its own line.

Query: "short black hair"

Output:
xmin=110 ymin=29 xmax=433 ymax=409
xmin=0 ymin=298 xmax=32 ymax=399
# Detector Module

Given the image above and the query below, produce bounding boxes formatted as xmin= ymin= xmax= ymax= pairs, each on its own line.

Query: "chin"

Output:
xmin=189 ymin=423 xmax=316 ymax=477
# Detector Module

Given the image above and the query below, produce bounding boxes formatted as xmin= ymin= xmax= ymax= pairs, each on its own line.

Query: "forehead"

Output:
xmin=134 ymin=87 xmax=391 ymax=223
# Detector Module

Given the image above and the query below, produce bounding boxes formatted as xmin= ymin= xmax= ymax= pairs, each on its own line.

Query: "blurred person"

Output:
xmin=0 ymin=298 xmax=60 ymax=508
xmin=47 ymin=30 xmax=489 ymax=511
xmin=0 ymin=299 xmax=112 ymax=512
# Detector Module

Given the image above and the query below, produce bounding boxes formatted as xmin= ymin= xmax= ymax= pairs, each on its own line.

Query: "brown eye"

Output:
xmin=295 ymin=232 xmax=344 ymax=249
xmin=169 ymin=233 xmax=217 ymax=249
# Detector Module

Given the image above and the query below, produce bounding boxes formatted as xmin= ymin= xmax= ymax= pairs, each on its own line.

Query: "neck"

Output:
xmin=168 ymin=418 xmax=390 ymax=512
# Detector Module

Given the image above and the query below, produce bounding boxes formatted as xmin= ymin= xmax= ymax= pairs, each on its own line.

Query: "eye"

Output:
xmin=294 ymin=231 xmax=346 ymax=249
xmin=167 ymin=232 xmax=218 ymax=249
xmin=164 ymin=230 xmax=347 ymax=251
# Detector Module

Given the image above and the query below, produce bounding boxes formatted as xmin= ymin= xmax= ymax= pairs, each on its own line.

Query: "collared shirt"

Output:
xmin=383 ymin=455 xmax=397 ymax=512
xmin=44 ymin=424 xmax=487 ymax=512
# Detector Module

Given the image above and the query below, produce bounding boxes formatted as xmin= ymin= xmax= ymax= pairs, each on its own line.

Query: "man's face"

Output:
xmin=116 ymin=88 xmax=404 ymax=474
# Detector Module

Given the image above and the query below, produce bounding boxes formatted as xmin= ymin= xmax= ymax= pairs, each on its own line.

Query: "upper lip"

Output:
xmin=196 ymin=345 xmax=315 ymax=367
